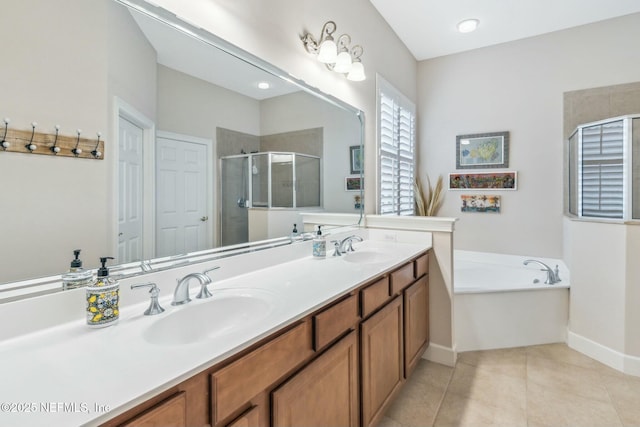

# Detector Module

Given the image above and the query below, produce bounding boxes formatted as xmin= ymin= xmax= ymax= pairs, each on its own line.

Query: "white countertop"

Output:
xmin=0 ymin=231 xmax=430 ymax=426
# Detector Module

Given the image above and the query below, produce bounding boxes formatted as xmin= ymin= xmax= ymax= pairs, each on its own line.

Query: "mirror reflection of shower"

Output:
xmin=220 ymin=152 xmax=321 ymax=246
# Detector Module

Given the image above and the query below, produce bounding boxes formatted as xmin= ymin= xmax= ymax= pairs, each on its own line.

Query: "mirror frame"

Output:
xmin=0 ymin=0 xmax=364 ymax=303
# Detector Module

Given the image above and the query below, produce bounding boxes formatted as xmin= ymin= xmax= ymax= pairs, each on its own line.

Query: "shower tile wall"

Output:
xmin=216 ymin=128 xmax=260 ymax=157
xmin=260 ymin=127 xmax=323 ymax=157
xmin=563 ymin=81 xmax=640 ymax=139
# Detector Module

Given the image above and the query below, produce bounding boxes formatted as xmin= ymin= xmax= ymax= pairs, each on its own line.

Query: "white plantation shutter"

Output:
xmin=580 ymin=120 xmax=624 ymax=218
xmin=378 ymin=76 xmax=416 ymax=215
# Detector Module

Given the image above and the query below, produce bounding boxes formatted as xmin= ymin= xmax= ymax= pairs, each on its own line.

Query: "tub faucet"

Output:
xmin=172 ymin=272 xmax=212 ymax=306
xmin=523 ymin=259 xmax=561 ymax=285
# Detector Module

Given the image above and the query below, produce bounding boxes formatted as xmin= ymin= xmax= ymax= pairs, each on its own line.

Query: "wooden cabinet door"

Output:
xmin=360 ymin=296 xmax=404 ymax=427
xmin=211 ymin=321 xmax=313 ymax=425
xmin=272 ymin=331 xmax=359 ymax=427
xmin=404 ymin=276 xmax=429 ymax=377
xmin=226 ymin=405 xmax=260 ymax=427
xmin=120 ymin=392 xmax=187 ymax=427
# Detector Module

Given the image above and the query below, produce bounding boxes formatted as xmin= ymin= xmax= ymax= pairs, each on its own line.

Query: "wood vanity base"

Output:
xmin=101 ymin=251 xmax=430 ymax=427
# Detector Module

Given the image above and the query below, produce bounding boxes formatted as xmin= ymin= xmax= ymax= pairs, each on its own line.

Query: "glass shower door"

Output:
xmin=220 ymin=156 xmax=249 ymax=246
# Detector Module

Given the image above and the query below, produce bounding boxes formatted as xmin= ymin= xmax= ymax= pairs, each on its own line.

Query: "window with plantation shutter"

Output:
xmin=580 ymin=121 xmax=624 ymax=218
xmin=568 ymin=115 xmax=640 ymax=221
xmin=378 ymin=76 xmax=416 ymax=216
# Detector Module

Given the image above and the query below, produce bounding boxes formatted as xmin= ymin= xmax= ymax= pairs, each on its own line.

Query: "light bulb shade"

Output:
xmin=333 ymin=51 xmax=352 ymax=73
xmin=317 ymin=39 xmax=337 ymax=63
xmin=346 ymin=61 xmax=366 ymax=81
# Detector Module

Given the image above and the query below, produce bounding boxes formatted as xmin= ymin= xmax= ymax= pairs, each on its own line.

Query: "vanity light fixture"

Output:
xmin=457 ymin=18 xmax=479 ymax=33
xmin=301 ymin=21 xmax=366 ymax=81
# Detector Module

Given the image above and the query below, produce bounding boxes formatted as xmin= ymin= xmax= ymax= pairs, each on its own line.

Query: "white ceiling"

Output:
xmin=130 ymin=9 xmax=299 ymax=100
xmin=369 ymin=0 xmax=640 ymax=61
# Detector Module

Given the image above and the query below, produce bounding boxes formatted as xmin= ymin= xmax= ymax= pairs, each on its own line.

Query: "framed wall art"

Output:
xmin=460 ymin=195 xmax=501 ymax=213
xmin=349 ymin=145 xmax=362 ymax=174
xmin=456 ymin=131 xmax=509 ymax=169
xmin=449 ymin=171 xmax=517 ymax=190
xmin=345 ymin=176 xmax=363 ymax=191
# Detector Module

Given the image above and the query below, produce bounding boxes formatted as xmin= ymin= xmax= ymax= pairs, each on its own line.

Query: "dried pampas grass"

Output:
xmin=415 ymin=174 xmax=444 ymax=216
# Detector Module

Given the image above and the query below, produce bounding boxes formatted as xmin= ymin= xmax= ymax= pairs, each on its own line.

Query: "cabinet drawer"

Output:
xmin=360 ymin=277 xmax=390 ymax=318
xmin=120 ymin=392 xmax=186 ymax=427
xmin=314 ymin=294 xmax=359 ymax=350
xmin=415 ymin=253 xmax=429 ymax=278
xmin=390 ymin=263 xmax=414 ymax=295
xmin=211 ymin=320 xmax=313 ymax=425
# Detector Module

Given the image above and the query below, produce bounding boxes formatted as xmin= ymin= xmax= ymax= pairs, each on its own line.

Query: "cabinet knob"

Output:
xmin=200 ymin=216 xmax=209 ymax=222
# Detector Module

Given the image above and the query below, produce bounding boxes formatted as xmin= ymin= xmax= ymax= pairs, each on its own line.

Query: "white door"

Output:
xmin=156 ymin=134 xmax=211 ymax=257
xmin=118 ymin=116 xmax=144 ymax=263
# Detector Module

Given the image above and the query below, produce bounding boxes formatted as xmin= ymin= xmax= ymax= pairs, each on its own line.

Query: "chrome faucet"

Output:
xmin=523 ymin=259 xmax=561 ymax=284
xmin=172 ymin=272 xmax=212 ymax=306
xmin=332 ymin=235 xmax=364 ymax=256
xmin=131 ymin=282 xmax=165 ymax=315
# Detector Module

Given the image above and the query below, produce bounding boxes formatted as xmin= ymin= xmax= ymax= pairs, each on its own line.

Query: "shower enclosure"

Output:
xmin=220 ymin=152 xmax=321 ymax=246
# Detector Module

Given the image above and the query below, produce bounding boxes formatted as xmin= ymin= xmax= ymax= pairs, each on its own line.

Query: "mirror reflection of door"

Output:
xmin=155 ymin=133 xmax=212 ymax=257
xmin=118 ymin=116 xmax=144 ymax=263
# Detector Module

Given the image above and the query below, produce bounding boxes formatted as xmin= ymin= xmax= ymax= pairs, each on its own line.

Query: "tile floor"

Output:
xmin=381 ymin=343 xmax=640 ymax=427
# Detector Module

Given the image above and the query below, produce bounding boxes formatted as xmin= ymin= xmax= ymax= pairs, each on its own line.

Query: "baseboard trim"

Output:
xmin=568 ymin=330 xmax=640 ymax=377
xmin=423 ymin=342 xmax=457 ymax=367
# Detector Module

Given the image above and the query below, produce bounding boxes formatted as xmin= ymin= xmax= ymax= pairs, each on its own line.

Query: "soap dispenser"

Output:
xmin=291 ymin=223 xmax=299 ymax=239
xmin=312 ymin=225 xmax=326 ymax=258
xmin=86 ymin=257 xmax=119 ymax=328
xmin=62 ymin=249 xmax=92 ymax=290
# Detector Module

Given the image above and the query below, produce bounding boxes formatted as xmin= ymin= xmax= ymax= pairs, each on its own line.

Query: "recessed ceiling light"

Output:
xmin=457 ymin=19 xmax=479 ymax=33
xmin=257 ymin=82 xmax=270 ymax=90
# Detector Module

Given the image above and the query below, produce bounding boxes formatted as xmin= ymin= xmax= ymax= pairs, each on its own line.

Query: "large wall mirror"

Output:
xmin=0 ymin=0 xmax=363 ymax=288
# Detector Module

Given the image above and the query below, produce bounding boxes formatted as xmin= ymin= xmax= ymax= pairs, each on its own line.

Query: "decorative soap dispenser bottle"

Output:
xmin=62 ymin=249 xmax=93 ymax=290
xmin=312 ymin=225 xmax=326 ymax=258
xmin=86 ymin=257 xmax=119 ymax=328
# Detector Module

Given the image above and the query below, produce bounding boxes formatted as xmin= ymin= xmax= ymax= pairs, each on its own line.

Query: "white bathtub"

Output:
xmin=454 ymin=250 xmax=570 ymax=352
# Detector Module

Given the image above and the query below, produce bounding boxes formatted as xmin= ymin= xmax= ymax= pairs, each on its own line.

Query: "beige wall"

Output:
xmin=417 ymin=13 xmax=640 ymax=258
xmin=156 ymin=65 xmax=261 ymax=140
xmin=0 ymin=0 xmax=111 ymax=282
xmin=567 ymin=221 xmax=627 ymax=352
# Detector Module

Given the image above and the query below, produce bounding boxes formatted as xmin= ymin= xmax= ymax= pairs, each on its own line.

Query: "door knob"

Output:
xmin=118 ymin=232 xmax=123 ymax=237
xmin=200 ymin=216 xmax=209 ymax=222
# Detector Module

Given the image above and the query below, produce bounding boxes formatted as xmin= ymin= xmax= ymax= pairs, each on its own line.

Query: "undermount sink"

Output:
xmin=342 ymin=250 xmax=394 ymax=265
xmin=143 ymin=288 xmax=280 ymax=346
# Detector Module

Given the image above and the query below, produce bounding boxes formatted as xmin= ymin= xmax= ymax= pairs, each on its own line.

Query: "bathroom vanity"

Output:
xmin=0 ymin=230 xmax=432 ymax=427
xmin=104 ymin=252 xmax=429 ymax=427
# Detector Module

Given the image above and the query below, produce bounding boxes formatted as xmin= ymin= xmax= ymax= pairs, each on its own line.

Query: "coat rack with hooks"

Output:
xmin=0 ymin=118 xmax=104 ymax=160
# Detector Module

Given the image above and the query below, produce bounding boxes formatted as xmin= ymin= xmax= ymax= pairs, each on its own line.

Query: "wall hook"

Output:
xmin=26 ymin=122 xmax=38 ymax=152
xmin=91 ymin=132 xmax=102 ymax=158
xmin=50 ymin=125 xmax=61 ymax=154
xmin=1 ymin=118 xmax=10 ymax=150
xmin=71 ymin=129 xmax=82 ymax=157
